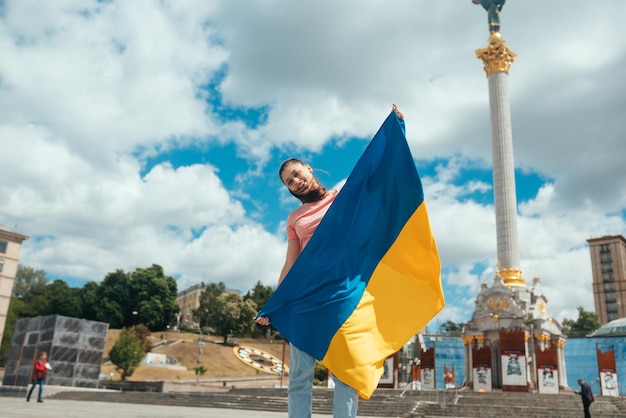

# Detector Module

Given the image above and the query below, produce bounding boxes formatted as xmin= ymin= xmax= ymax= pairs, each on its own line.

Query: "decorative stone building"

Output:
xmin=462 ymin=273 xmax=567 ymax=391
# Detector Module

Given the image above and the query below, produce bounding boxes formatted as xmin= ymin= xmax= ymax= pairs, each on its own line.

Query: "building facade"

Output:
xmin=175 ymin=284 xmax=242 ymax=330
xmin=0 ymin=228 xmax=28 ymax=348
xmin=175 ymin=284 xmax=204 ymax=328
xmin=410 ymin=330 xmax=626 ymax=396
xmin=588 ymin=235 xmax=626 ymax=324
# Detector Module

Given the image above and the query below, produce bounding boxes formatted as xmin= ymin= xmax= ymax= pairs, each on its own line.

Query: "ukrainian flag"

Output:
xmin=258 ymin=110 xmax=443 ymax=399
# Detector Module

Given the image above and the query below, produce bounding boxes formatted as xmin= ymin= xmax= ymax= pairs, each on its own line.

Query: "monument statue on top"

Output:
xmin=462 ymin=0 xmax=569 ymax=395
xmin=473 ymin=0 xmax=506 ymax=33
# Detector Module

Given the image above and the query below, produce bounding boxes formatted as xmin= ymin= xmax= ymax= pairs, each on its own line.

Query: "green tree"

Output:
xmin=0 ymin=297 xmax=28 ymax=365
xmin=244 ymin=281 xmax=274 ymax=310
xmin=193 ymin=365 xmax=207 ymax=382
xmin=244 ymin=281 xmax=275 ymax=337
xmin=1 ymin=265 xmax=51 ymax=364
xmin=314 ymin=361 xmax=328 ymax=386
xmin=44 ymin=280 xmax=82 ymax=318
xmin=109 ymin=327 xmax=147 ymax=381
xmin=440 ymin=320 xmax=464 ymax=335
xmin=129 ymin=264 xmax=179 ymax=330
xmin=194 ymin=282 xmax=226 ymax=326
xmin=79 ymin=281 xmax=100 ymax=321
xmin=12 ymin=265 xmax=48 ymax=301
xmin=131 ymin=324 xmax=153 ymax=353
xmin=199 ymin=291 xmax=258 ymax=343
xmin=95 ymin=269 xmax=132 ymax=328
xmin=562 ymin=306 xmax=601 ymax=337
xmin=12 ymin=265 xmax=49 ymax=316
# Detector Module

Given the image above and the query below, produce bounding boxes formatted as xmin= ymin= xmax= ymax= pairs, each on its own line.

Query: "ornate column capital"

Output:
xmin=462 ymin=335 xmax=475 ymax=345
xmin=475 ymin=32 xmax=517 ymax=76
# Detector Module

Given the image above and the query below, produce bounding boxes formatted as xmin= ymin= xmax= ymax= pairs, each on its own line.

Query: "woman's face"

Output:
xmin=280 ymin=161 xmax=315 ymax=196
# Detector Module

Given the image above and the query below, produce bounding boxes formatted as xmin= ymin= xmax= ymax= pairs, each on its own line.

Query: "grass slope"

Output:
xmin=103 ymin=330 xmax=291 ymax=382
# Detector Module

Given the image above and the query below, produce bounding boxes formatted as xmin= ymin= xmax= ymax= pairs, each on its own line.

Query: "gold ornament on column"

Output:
xmin=462 ymin=335 xmax=475 ymax=345
xmin=475 ymin=32 xmax=517 ymax=77
xmin=497 ymin=267 xmax=525 ymax=286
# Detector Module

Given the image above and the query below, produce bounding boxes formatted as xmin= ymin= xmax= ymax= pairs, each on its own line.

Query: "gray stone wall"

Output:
xmin=1 ymin=315 xmax=108 ymax=388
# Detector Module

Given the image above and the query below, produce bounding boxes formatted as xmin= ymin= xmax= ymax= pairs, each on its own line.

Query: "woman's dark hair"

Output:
xmin=279 ymin=158 xmax=328 ymax=204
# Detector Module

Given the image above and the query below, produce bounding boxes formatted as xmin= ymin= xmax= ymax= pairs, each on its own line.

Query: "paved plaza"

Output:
xmin=0 ymin=398 xmax=380 ymax=418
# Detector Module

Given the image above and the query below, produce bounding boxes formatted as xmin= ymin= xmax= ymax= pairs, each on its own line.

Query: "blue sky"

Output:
xmin=1 ymin=1 xmax=625 ymax=328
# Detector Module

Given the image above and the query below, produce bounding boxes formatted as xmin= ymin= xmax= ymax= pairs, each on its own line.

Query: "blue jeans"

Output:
xmin=27 ymin=378 xmax=44 ymax=401
xmin=288 ymin=343 xmax=358 ymax=418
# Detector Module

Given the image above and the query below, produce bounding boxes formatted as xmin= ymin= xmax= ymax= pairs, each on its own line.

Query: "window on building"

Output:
xmin=600 ymin=244 xmax=610 ymax=253
xmin=606 ymin=302 xmax=618 ymax=314
xmin=0 ymin=240 xmax=7 ymax=254
xmin=606 ymin=293 xmax=617 ymax=303
xmin=0 ymin=259 xmax=4 ymax=272
xmin=604 ymin=283 xmax=615 ymax=292
xmin=603 ymin=272 xmax=614 ymax=282
xmin=608 ymin=313 xmax=618 ymax=321
xmin=602 ymin=264 xmax=613 ymax=273
xmin=601 ymin=253 xmax=612 ymax=263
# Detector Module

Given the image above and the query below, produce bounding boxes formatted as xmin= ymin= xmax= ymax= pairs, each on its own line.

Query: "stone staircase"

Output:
xmin=411 ymin=390 xmax=626 ymax=418
xmin=48 ymin=387 xmax=626 ymax=417
xmin=49 ymin=387 xmax=418 ymax=416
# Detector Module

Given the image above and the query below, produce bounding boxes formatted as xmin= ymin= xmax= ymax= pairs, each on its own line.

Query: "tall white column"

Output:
xmin=476 ymin=32 xmax=524 ymax=287
xmin=488 ymin=72 xmax=520 ymax=272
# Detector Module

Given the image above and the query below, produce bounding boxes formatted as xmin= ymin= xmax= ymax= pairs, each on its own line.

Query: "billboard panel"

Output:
xmin=501 ymin=350 xmax=526 ymax=386
xmin=473 ymin=366 xmax=492 ymax=392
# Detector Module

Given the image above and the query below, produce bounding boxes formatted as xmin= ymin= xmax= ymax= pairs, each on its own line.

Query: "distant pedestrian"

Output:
xmin=576 ymin=379 xmax=594 ymax=418
xmin=26 ymin=351 xmax=51 ymax=403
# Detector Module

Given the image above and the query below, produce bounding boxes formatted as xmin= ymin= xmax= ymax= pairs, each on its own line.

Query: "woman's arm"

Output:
xmin=277 ymin=239 xmax=301 ymax=286
xmin=254 ymin=239 xmax=301 ymax=326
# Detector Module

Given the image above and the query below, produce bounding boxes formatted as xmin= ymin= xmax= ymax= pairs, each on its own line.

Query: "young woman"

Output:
xmin=257 ymin=105 xmax=404 ymax=417
xmin=27 ymin=351 xmax=51 ymax=403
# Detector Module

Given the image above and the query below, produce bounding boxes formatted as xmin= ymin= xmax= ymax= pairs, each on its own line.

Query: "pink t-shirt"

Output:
xmin=286 ymin=190 xmax=338 ymax=251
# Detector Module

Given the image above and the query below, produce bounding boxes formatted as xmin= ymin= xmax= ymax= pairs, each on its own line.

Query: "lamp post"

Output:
xmin=197 ymin=325 xmax=204 ymax=365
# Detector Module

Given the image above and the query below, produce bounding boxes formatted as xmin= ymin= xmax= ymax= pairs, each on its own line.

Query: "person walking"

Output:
xmin=26 ymin=351 xmax=51 ymax=403
xmin=256 ymin=105 xmax=404 ymax=418
xmin=576 ymin=378 xmax=594 ymax=418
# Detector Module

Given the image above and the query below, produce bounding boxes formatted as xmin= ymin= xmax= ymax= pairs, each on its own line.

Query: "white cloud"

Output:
xmin=0 ymin=0 xmax=624 ymax=327
xmin=0 ymin=0 xmax=228 ymax=165
xmin=12 ymin=156 xmax=286 ymax=289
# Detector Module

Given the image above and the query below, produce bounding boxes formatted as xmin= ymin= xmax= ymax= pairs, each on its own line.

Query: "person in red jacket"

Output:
xmin=26 ymin=351 xmax=51 ymax=403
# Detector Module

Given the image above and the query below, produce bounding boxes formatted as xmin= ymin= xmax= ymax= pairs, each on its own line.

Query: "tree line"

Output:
xmin=1 ymin=264 xmax=178 ymax=364
xmin=191 ymin=281 xmax=275 ymax=343
xmin=0 ymin=264 xmax=276 ymax=366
